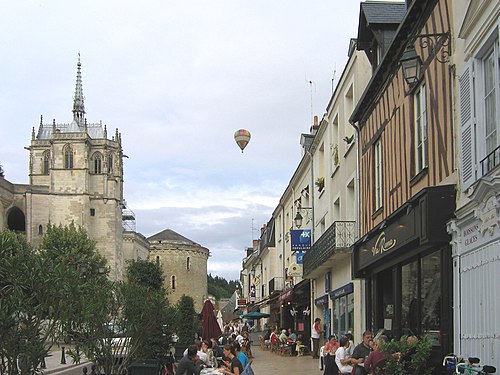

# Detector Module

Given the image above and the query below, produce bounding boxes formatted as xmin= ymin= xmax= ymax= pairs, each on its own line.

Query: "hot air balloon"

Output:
xmin=234 ymin=129 xmax=251 ymax=153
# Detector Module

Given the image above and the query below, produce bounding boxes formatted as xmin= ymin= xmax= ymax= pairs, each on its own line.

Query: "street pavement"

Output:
xmin=41 ymin=344 xmax=321 ymax=374
xmin=250 ymin=346 xmax=321 ymax=374
xmin=42 ymin=345 xmax=90 ymax=375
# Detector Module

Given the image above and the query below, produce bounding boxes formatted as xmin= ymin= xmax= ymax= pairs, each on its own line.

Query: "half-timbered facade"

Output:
xmin=350 ymin=0 xmax=455 ymax=369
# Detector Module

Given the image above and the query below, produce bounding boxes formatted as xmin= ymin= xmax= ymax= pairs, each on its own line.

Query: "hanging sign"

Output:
xmin=291 ymin=229 xmax=312 ymax=251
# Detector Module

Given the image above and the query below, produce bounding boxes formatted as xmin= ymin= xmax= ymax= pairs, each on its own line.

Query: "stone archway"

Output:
xmin=7 ymin=206 xmax=25 ymax=232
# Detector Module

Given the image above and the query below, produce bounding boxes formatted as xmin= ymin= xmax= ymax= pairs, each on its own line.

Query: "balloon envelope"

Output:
xmin=234 ymin=129 xmax=251 ymax=152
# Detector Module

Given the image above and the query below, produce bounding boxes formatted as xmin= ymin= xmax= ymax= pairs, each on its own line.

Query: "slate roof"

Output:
xmin=147 ymin=228 xmax=199 ymax=245
xmin=361 ymin=1 xmax=407 ymax=25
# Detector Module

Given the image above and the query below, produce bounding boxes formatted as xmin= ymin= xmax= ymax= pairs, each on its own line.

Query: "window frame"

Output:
xmin=374 ymin=138 xmax=383 ymax=211
xmin=414 ymin=82 xmax=428 ymax=174
xmin=63 ymin=145 xmax=73 ymax=169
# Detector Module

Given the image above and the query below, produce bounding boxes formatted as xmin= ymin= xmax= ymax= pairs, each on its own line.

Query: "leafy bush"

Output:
xmin=381 ymin=335 xmax=433 ymax=375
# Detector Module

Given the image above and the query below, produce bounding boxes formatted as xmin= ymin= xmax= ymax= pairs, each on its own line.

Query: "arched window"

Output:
xmin=108 ymin=153 xmax=113 ymax=173
xmin=7 ymin=207 xmax=25 ymax=232
xmin=171 ymin=275 xmax=176 ymax=290
xmin=38 ymin=224 xmax=43 ymax=235
xmin=63 ymin=145 xmax=73 ymax=169
xmin=93 ymin=153 xmax=102 ymax=174
xmin=187 ymin=257 xmax=191 ymax=270
xmin=42 ymin=150 xmax=50 ymax=175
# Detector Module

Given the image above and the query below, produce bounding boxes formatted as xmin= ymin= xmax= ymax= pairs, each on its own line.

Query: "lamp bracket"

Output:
xmin=407 ymin=32 xmax=451 ymax=64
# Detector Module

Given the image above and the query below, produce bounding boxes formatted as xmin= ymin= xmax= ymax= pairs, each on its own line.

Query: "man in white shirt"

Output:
xmin=336 ymin=336 xmax=354 ymax=374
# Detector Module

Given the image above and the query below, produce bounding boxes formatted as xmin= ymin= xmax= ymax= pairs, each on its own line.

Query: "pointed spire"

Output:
xmin=72 ymin=53 xmax=85 ymax=126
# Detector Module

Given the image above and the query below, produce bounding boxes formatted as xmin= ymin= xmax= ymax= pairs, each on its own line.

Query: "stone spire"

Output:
xmin=72 ymin=53 xmax=85 ymax=126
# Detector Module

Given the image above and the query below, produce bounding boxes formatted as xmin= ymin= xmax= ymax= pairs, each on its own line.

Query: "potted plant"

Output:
xmin=315 ymin=177 xmax=325 ymax=192
xmin=381 ymin=335 xmax=433 ymax=375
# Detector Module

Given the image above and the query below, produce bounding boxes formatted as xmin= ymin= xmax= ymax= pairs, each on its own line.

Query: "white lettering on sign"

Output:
xmin=371 ymin=232 xmax=397 ymax=256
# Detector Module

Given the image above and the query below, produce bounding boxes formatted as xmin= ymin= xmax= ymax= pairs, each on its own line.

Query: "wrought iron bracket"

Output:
xmin=407 ymin=32 xmax=451 ymax=64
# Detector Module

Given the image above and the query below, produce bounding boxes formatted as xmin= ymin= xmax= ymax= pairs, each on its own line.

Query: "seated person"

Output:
xmin=364 ymin=335 xmax=388 ymax=374
xmin=336 ymin=336 xmax=354 ymax=374
xmin=279 ymin=329 xmax=288 ymax=344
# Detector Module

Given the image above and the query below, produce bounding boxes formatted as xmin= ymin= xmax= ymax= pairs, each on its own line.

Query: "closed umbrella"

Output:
xmin=217 ymin=310 xmax=224 ymax=331
xmin=201 ymin=300 xmax=222 ymax=340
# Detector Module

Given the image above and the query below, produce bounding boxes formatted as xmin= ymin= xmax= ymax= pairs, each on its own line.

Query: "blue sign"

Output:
xmin=291 ymin=229 xmax=311 ymax=251
xmin=296 ymin=252 xmax=305 ymax=264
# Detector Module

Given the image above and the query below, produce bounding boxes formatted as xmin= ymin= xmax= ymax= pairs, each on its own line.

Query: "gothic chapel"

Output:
xmin=0 ymin=57 xmax=208 ymax=308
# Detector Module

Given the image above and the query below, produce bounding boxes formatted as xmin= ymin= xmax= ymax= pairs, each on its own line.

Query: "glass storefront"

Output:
xmin=330 ymin=283 xmax=354 ymax=338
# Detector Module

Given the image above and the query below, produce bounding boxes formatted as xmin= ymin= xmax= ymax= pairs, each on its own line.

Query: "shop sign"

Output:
xmin=291 ymin=229 xmax=311 ymax=251
xmin=250 ymin=285 xmax=256 ymax=303
xmin=371 ymin=232 xmax=397 ymax=256
xmin=287 ymin=263 xmax=303 ymax=277
xmin=315 ymin=294 xmax=328 ymax=305
xmin=463 ymin=223 xmax=479 ymax=248
xmin=237 ymin=299 xmax=247 ymax=308
xmin=296 ymin=252 xmax=305 ymax=264
xmin=329 ymin=282 xmax=354 ymax=300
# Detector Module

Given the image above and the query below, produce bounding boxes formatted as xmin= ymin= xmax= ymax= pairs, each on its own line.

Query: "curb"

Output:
xmin=44 ymin=361 xmax=91 ymax=375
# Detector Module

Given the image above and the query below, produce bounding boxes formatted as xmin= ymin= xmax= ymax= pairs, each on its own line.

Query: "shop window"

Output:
xmin=331 ymin=291 xmax=354 ymax=338
xmin=421 ymin=252 xmax=441 ymax=341
xmin=402 ymin=260 xmax=419 ymax=335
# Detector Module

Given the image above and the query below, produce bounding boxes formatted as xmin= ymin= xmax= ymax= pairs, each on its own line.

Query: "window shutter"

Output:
xmin=459 ymin=61 xmax=476 ymax=190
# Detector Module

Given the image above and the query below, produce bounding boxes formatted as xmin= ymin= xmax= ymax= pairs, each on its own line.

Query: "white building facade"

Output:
xmin=448 ymin=0 xmax=500 ymax=367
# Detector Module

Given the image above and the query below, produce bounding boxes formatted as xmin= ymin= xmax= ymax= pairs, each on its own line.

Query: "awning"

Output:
xmin=278 ymin=289 xmax=294 ymax=302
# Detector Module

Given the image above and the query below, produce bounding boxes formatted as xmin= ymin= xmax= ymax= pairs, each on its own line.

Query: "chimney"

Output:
xmin=310 ymin=115 xmax=319 ymax=135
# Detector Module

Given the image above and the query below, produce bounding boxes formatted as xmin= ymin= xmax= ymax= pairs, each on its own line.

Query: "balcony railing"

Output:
xmin=269 ymin=277 xmax=284 ymax=294
xmin=303 ymin=221 xmax=356 ymax=276
xmin=481 ymin=144 xmax=500 ymax=177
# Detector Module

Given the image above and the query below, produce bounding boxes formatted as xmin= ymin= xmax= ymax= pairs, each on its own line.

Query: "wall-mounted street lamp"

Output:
xmin=294 ymin=206 xmax=312 ymax=228
xmin=400 ymin=32 xmax=450 ymax=87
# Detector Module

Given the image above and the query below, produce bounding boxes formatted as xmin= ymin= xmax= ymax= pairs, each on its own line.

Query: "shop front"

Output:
xmin=352 ymin=185 xmax=456 ymax=370
xmin=448 ymin=178 xmax=500 ymax=368
xmin=329 ymin=282 xmax=354 ymax=338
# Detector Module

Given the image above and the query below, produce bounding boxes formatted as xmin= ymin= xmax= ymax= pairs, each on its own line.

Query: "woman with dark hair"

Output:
xmin=220 ymin=344 xmax=243 ymax=375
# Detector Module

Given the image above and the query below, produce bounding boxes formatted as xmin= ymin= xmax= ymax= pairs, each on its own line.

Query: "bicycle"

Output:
xmin=443 ymin=354 xmax=496 ymax=374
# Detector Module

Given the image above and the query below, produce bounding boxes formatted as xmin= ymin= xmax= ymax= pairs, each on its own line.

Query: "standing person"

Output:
xmin=351 ymin=331 xmax=373 ymax=375
xmin=220 ymin=344 xmax=243 ymax=375
xmin=176 ymin=345 xmax=201 ymax=375
xmin=311 ymin=318 xmax=323 ymax=359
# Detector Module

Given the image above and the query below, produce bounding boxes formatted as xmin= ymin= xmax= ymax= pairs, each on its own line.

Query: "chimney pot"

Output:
xmin=314 ymin=115 xmax=318 ymax=126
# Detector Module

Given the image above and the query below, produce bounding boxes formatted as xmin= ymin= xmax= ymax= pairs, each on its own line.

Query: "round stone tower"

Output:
xmin=148 ymin=229 xmax=209 ymax=312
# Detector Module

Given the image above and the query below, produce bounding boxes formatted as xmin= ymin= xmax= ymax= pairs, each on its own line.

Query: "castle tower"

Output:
xmin=25 ymin=56 xmax=125 ymax=280
xmin=148 ymin=229 xmax=209 ymax=312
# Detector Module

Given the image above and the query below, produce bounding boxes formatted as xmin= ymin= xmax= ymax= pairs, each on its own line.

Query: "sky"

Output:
xmin=0 ymin=0 xmax=361 ymax=281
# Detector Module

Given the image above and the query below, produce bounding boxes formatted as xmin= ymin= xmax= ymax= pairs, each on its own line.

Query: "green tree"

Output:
xmin=207 ymin=274 xmax=240 ymax=299
xmin=0 ymin=229 xmax=84 ymax=375
xmin=175 ymin=295 xmax=200 ymax=345
xmin=122 ymin=260 xmax=173 ymax=361
xmin=125 ymin=259 xmax=164 ymax=290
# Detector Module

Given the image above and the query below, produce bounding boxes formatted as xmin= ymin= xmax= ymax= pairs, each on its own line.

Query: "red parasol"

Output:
xmin=200 ymin=299 xmax=222 ymax=340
